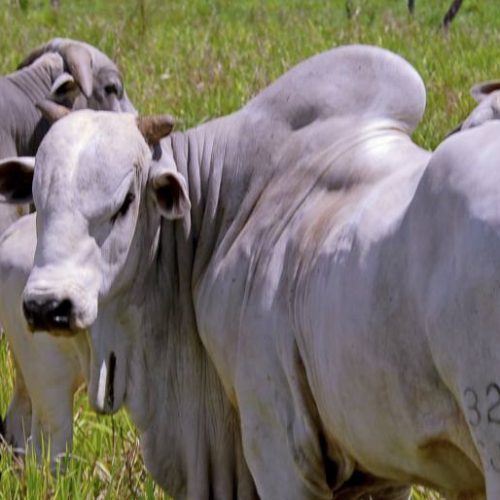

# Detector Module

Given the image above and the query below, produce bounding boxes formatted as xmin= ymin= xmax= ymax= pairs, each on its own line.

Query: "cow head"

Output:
xmin=20 ymin=38 xmax=136 ymax=114
xmin=447 ymin=80 xmax=500 ymax=136
xmin=8 ymin=111 xmax=189 ymax=413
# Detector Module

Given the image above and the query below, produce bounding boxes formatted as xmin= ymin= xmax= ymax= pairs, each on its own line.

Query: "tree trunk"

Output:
xmin=408 ymin=0 xmax=415 ymax=14
xmin=443 ymin=0 xmax=463 ymax=28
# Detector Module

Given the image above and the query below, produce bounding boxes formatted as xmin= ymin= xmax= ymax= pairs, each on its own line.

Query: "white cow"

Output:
xmin=0 ymin=212 xmax=89 ymax=463
xmin=6 ymin=45 xmax=498 ymax=497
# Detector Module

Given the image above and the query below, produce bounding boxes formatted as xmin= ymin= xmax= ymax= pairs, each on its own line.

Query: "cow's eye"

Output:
xmin=105 ymin=84 xmax=118 ymax=95
xmin=104 ymin=82 xmax=123 ymax=98
xmin=111 ymin=192 xmax=135 ymax=223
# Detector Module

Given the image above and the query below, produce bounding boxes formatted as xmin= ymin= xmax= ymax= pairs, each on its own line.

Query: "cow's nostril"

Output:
xmin=23 ymin=299 xmax=42 ymax=331
xmin=45 ymin=299 xmax=73 ymax=329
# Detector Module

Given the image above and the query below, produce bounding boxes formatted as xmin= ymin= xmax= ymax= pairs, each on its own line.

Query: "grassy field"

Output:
xmin=0 ymin=0 xmax=499 ymax=497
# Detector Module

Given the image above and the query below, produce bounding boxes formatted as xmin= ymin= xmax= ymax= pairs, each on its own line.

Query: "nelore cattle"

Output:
xmin=3 ymin=44 xmax=500 ymax=497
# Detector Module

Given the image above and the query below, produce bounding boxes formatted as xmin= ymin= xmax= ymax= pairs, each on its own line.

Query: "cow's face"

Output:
xmin=13 ymin=110 xmax=189 ymax=412
xmin=20 ymin=38 xmax=136 ymax=115
xmin=49 ymin=66 xmax=135 ymax=115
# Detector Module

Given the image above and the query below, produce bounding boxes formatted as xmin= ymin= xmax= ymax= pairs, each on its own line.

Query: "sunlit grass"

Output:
xmin=0 ymin=335 xmax=165 ymax=497
xmin=1 ymin=0 xmax=499 ymax=497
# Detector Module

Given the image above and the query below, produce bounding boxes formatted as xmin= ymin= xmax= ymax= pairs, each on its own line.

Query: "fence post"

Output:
xmin=443 ymin=0 xmax=463 ymax=28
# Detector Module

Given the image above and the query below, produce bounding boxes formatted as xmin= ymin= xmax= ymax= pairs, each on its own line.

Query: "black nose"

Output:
xmin=23 ymin=298 xmax=73 ymax=332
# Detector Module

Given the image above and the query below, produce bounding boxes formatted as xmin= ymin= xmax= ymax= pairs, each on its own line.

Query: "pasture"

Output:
xmin=0 ymin=0 xmax=499 ymax=497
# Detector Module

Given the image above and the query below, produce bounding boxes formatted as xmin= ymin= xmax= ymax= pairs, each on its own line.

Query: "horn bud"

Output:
xmin=137 ymin=115 xmax=175 ymax=145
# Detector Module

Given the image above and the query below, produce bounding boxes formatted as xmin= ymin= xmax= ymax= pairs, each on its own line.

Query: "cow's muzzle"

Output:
xmin=23 ymin=298 xmax=74 ymax=334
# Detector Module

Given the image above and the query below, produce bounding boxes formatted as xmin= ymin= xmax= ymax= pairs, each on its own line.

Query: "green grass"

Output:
xmin=0 ymin=0 xmax=499 ymax=497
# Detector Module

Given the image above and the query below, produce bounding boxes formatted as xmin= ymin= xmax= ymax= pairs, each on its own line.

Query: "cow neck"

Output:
xmin=142 ymin=113 xmax=423 ymax=494
xmin=120 ymin=129 xmax=255 ymax=496
xmin=169 ymin=111 xmax=296 ymax=290
xmin=123 ymin=230 xmax=255 ymax=497
xmin=3 ymin=64 xmax=53 ymax=155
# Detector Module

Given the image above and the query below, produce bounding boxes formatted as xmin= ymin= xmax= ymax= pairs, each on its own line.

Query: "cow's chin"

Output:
xmin=37 ymin=326 xmax=85 ymax=338
xmin=87 ymin=315 xmax=127 ymax=415
xmin=42 ymin=310 xmax=92 ymax=338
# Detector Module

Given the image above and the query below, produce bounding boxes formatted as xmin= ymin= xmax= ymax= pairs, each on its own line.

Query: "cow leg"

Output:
xmin=5 ymin=328 xmax=87 ymax=468
xmin=26 ymin=333 xmax=88 ymax=468
xmin=4 ymin=356 xmax=32 ymax=453
xmin=234 ymin=336 xmax=335 ymax=500
xmin=238 ymin=400 xmax=333 ymax=500
xmin=1 ymin=297 xmax=88 ymax=469
xmin=29 ymin=391 xmax=73 ymax=471
xmin=2 ymin=326 xmax=72 ymax=466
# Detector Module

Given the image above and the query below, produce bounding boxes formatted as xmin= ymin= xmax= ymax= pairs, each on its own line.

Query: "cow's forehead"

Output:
xmin=35 ymin=111 xmax=150 ymax=206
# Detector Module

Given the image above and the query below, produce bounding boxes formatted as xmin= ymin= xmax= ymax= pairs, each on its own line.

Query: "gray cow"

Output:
xmin=0 ymin=38 xmax=134 ymax=465
xmin=16 ymin=44 xmax=426 ymax=498
xmin=9 ymin=45 xmax=499 ymax=497
xmin=0 ymin=37 xmax=134 ymax=233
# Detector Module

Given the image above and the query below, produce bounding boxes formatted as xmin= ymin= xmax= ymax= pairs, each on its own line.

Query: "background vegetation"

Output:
xmin=0 ymin=0 xmax=498 ymax=497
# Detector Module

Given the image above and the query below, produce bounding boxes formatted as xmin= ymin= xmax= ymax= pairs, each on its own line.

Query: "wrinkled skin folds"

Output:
xmin=16 ymin=45 xmax=500 ymax=497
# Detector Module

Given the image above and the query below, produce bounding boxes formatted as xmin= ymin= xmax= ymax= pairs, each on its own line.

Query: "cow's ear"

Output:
xmin=49 ymin=73 xmax=81 ymax=108
xmin=471 ymin=80 xmax=500 ymax=103
xmin=149 ymin=166 xmax=191 ymax=220
xmin=0 ymin=156 xmax=35 ymax=203
xmin=0 ymin=157 xmax=35 ymax=204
